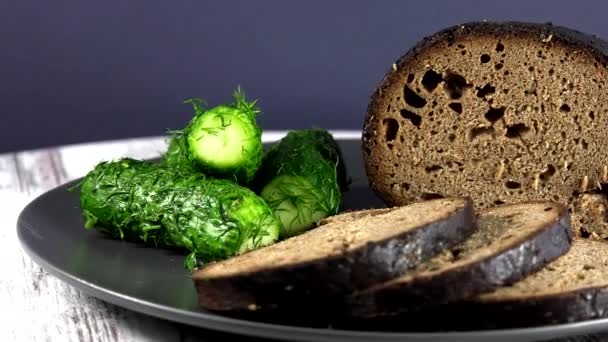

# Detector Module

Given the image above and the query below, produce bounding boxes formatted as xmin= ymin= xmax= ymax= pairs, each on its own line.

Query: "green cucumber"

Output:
xmin=79 ymin=158 xmax=280 ymax=270
xmin=164 ymin=87 xmax=263 ymax=183
xmin=253 ymin=128 xmax=347 ymax=237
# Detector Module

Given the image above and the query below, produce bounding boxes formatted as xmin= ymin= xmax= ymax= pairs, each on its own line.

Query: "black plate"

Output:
xmin=16 ymin=138 xmax=608 ymax=341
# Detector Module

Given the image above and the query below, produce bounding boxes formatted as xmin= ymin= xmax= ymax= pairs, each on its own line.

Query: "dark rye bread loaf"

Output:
xmin=192 ymin=198 xmax=474 ymax=312
xmin=348 ymin=201 xmax=573 ymax=319
xmin=362 ymin=21 xmax=608 ymax=238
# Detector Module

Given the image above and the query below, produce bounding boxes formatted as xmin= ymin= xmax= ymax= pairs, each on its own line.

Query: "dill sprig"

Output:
xmin=232 ymin=85 xmax=261 ymax=120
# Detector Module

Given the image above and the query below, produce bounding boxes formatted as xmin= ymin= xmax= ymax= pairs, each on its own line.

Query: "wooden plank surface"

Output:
xmin=0 ymin=147 xmax=181 ymax=342
xmin=1 ymin=134 xmax=607 ymax=342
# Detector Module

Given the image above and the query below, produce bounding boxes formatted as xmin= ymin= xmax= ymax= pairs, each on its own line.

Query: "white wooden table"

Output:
xmin=0 ymin=134 xmax=605 ymax=342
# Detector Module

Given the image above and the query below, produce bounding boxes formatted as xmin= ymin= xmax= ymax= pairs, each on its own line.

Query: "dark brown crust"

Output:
xmin=193 ymin=199 xmax=476 ymax=313
xmin=437 ymin=287 xmax=608 ymax=330
xmin=347 ymin=202 xmax=573 ymax=319
xmin=356 ymin=286 xmax=608 ymax=331
xmin=362 ymin=21 xmax=608 ymax=207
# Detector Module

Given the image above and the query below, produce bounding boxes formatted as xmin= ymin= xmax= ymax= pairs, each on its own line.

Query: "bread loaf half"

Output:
xmin=362 ymin=21 xmax=608 ymax=238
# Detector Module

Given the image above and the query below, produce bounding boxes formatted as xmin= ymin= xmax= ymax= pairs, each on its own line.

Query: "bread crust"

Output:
xmin=454 ymin=287 xmax=608 ymax=329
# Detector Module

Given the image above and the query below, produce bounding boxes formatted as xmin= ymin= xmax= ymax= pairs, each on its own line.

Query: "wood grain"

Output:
xmin=0 ymin=153 xmax=22 ymax=193
xmin=1 ymin=147 xmax=180 ymax=342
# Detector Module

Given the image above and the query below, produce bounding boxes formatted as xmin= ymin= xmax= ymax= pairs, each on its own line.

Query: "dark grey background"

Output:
xmin=2 ymin=0 xmax=607 ymax=153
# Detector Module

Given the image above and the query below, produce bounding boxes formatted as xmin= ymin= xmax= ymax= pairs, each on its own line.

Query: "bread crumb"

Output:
xmin=392 ymin=63 xmax=398 ymax=72
xmin=603 ymin=165 xmax=608 ymax=182
xmin=247 ymin=304 xmax=259 ymax=311
xmin=542 ymin=34 xmax=554 ymax=43
xmin=534 ymin=173 xmax=540 ymax=191
xmin=582 ymin=176 xmax=589 ymax=192
xmin=564 ymin=160 xmax=569 ymax=171
xmin=495 ymin=161 xmax=505 ymax=179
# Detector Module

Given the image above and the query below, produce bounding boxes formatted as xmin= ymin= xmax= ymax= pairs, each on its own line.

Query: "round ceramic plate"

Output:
xmin=16 ymin=137 xmax=608 ymax=342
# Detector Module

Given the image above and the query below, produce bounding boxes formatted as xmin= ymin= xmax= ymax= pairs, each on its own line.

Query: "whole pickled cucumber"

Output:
xmin=253 ymin=128 xmax=347 ymax=237
xmin=79 ymin=158 xmax=280 ymax=270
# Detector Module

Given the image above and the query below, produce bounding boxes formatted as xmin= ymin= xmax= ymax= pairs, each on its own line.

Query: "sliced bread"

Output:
xmin=451 ymin=239 xmax=608 ymax=328
xmin=316 ymin=207 xmax=396 ymax=226
xmin=348 ymin=201 xmax=572 ymax=319
xmin=362 ymin=21 xmax=608 ymax=238
xmin=193 ymin=198 xmax=475 ymax=312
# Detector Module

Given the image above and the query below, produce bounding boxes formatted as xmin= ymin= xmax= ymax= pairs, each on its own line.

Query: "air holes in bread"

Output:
xmin=540 ymin=164 xmax=557 ymax=181
xmin=400 ymin=109 xmax=422 ymax=127
xmin=480 ymin=54 xmax=491 ymax=63
xmin=496 ymin=42 xmax=504 ymax=52
xmin=425 ymin=165 xmax=443 ymax=173
xmin=383 ymin=118 xmax=399 ymax=141
xmin=505 ymin=123 xmax=530 ymax=138
xmin=560 ymin=104 xmax=571 ymax=113
xmin=444 ymin=72 xmax=470 ymax=99
xmin=450 ymin=247 xmax=464 ymax=260
xmin=421 ymin=192 xmax=444 ymax=200
xmin=422 ymin=69 xmax=442 ymax=92
xmin=485 ymin=106 xmax=505 ymax=122
xmin=477 ymin=84 xmax=496 ymax=98
xmin=448 ymin=102 xmax=462 ymax=114
xmin=407 ymin=74 xmax=415 ymax=83
xmin=506 ymin=181 xmax=522 ymax=189
xmin=495 ymin=63 xmax=504 ymax=70
xmin=403 ymin=85 xmax=427 ymax=108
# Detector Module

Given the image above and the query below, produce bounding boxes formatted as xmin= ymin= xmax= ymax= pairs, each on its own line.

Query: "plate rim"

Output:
xmin=15 ymin=135 xmax=608 ymax=342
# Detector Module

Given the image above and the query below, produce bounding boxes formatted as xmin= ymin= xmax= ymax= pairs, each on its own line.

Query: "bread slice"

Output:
xmin=192 ymin=198 xmax=475 ymax=312
xmin=316 ymin=207 xmax=396 ymax=226
xmin=348 ymin=201 xmax=572 ymax=319
xmin=362 ymin=21 xmax=608 ymax=238
xmin=455 ymin=239 xmax=608 ymax=328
